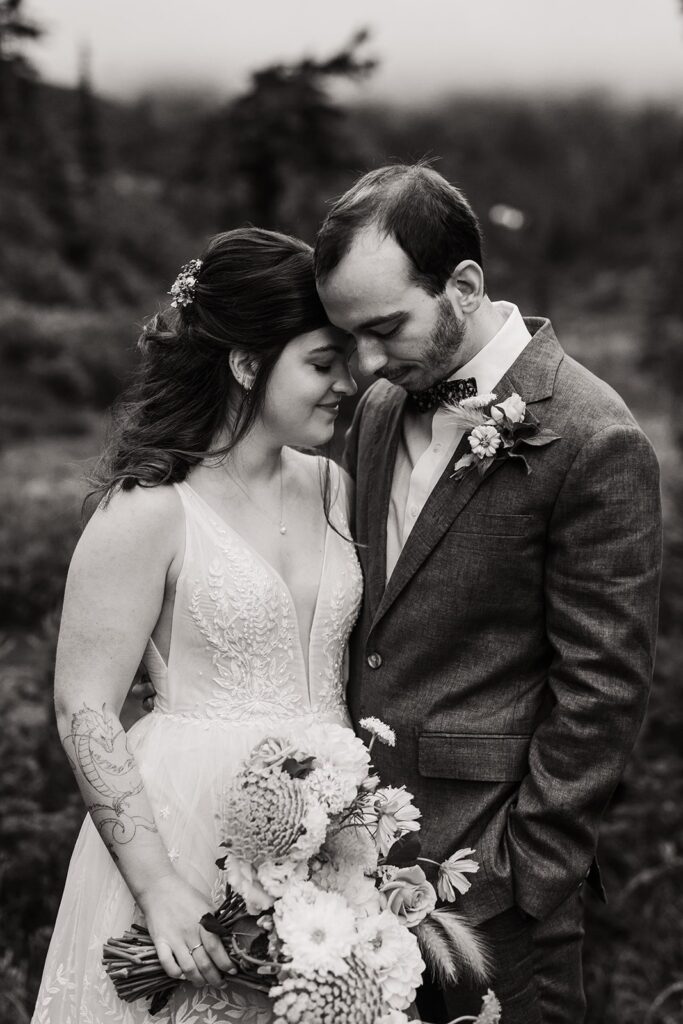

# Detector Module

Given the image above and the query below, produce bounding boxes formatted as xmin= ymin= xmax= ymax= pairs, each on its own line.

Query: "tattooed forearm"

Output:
xmin=62 ymin=703 xmax=157 ymax=859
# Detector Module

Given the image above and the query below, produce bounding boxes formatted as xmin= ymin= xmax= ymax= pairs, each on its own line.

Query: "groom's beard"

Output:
xmin=404 ymin=295 xmax=467 ymax=392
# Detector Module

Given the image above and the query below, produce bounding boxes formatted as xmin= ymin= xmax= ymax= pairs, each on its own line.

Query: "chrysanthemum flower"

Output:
xmin=222 ymin=765 xmax=323 ymax=865
xmin=297 ymin=723 xmax=371 ymax=789
xmin=272 ymin=953 xmax=384 ymax=1024
xmin=437 ymin=848 xmax=480 ymax=902
xmin=274 ymin=886 xmax=358 ymax=976
xmin=324 ymin=823 xmax=379 ymax=874
xmin=306 ymin=764 xmax=352 ymax=814
xmin=374 ymin=786 xmax=421 ymax=855
xmin=359 ymin=717 xmax=396 ymax=747
xmin=313 ymin=858 xmax=383 ymax=918
xmin=356 ymin=911 xmax=425 ymax=1009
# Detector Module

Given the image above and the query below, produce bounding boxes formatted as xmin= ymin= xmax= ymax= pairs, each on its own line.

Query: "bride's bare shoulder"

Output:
xmin=77 ymin=483 xmax=184 ymax=565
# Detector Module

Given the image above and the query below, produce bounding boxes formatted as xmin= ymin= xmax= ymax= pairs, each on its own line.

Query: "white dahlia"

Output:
xmin=256 ymin=857 xmax=309 ymax=899
xmin=296 ymin=723 xmax=371 ymax=789
xmin=306 ymin=764 xmax=353 ymax=814
xmin=274 ymin=885 xmax=358 ymax=976
xmin=313 ymin=859 xmax=383 ymax=918
xmin=356 ymin=910 xmax=425 ymax=1010
xmin=324 ymin=823 xmax=379 ymax=873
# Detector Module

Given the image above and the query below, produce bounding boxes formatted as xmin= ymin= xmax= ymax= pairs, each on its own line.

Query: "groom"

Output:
xmin=314 ymin=164 xmax=662 ymax=1023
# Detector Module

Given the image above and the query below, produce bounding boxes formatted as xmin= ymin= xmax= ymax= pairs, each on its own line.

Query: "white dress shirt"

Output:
xmin=386 ymin=301 xmax=532 ymax=581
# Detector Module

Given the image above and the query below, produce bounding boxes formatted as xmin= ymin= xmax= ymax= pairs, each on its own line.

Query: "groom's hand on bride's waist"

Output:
xmin=131 ymin=669 xmax=156 ymax=712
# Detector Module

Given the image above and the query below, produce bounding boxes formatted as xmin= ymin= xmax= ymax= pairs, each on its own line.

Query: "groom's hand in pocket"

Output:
xmin=131 ymin=666 xmax=156 ymax=712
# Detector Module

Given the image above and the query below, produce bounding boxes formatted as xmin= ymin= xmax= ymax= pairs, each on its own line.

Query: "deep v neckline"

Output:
xmin=180 ymin=481 xmax=330 ymax=694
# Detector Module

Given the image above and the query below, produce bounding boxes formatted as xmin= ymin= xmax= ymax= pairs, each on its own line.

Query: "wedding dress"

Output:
xmin=32 ymin=463 xmax=363 ymax=1024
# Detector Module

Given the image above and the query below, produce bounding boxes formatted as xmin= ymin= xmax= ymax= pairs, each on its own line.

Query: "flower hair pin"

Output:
xmin=445 ymin=392 xmax=561 ymax=482
xmin=169 ymin=258 xmax=202 ymax=308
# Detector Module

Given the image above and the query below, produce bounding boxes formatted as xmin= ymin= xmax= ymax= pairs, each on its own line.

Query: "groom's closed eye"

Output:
xmin=371 ymin=322 xmax=402 ymax=339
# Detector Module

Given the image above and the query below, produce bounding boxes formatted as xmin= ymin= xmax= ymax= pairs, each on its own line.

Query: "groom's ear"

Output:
xmin=445 ymin=260 xmax=485 ymax=314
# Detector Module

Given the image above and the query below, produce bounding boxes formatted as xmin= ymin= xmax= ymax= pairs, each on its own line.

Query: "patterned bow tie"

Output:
xmin=406 ymin=376 xmax=478 ymax=414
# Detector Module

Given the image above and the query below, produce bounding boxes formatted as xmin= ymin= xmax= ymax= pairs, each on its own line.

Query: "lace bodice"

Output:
xmin=144 ymin=461 xmax=363 ymax=726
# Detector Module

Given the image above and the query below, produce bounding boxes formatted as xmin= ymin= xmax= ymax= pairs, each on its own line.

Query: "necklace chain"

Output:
xmin=224 ymin=452 xmax=287 ymax=536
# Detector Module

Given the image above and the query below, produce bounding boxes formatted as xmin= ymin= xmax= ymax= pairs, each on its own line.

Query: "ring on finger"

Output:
xmin=189 ymin=942 xmax=202 ymax=954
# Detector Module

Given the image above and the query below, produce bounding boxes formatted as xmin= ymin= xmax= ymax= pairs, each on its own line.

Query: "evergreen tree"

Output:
xmin=0 ymin=0 xmax=42 ymax=165
xmin=76 ymin=45 xmax=105 ymax=190
xmin=186 ymin=30 xmax=376 ymax=230
xmin=229 ymin=30 xmax=375 ymax=227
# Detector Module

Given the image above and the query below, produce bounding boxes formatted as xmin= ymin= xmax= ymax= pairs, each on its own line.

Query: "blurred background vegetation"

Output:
xmin=1 ymin=1 xmax=682 ymax=1020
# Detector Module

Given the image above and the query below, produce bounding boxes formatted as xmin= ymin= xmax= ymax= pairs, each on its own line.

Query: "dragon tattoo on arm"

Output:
xmin=62 ymin=703 xmax=158 ymax=860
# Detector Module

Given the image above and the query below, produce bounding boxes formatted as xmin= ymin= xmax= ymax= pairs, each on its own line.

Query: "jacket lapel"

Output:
xmin=364 ymin=384 xmax=407 ymax=620
xmin=371 ymin=319 xmax=564 ymax=630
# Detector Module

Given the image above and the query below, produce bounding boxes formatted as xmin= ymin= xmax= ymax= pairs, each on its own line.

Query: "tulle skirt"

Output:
xmin=31 ymin=708 xmax=348 ymax=1024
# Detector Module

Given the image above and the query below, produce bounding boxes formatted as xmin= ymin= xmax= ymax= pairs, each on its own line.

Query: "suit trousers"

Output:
xmin=415 ymin=889 xmax=585 ymax=1024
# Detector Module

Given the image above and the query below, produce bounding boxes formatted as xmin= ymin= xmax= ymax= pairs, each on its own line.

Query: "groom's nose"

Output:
xmin=357 ymin=337 xmax=388 ymax=376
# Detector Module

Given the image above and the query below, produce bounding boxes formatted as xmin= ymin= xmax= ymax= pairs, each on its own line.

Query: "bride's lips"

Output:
xmin=317 ymin=401 xmax=340 ymax=414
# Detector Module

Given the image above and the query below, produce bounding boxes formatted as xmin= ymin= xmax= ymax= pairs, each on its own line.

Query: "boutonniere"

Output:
xmin=444 ymin=392 xmax=561 ymax=482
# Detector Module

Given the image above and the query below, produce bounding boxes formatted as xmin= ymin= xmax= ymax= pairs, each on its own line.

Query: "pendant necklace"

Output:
xmin=224 ymin=451 xmax=287 ymax=537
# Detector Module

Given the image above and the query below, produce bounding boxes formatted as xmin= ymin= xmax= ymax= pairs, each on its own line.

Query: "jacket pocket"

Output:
xmin=418 ymin=732 xmax=531 ymax=782
xmin=450 ymin=512 xmax=539 ymax=538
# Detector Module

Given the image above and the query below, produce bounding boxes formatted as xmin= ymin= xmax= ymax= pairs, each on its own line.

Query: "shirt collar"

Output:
xmin=449 ymin=300 xmax=532 ymax=397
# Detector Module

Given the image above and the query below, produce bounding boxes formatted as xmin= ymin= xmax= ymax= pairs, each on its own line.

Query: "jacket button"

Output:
xmin=367 ymin=652 xmax=383 ymax=669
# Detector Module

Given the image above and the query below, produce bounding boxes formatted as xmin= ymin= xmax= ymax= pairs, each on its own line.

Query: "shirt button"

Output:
xmin=409 ymin=505 xmax=419 ymax=518
xmin=367 ymin=652 xmax=383 ymax=670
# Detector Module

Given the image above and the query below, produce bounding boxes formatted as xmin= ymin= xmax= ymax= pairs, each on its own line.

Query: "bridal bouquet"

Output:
xmin=103 ymin=719 xmax=499 ymax=1024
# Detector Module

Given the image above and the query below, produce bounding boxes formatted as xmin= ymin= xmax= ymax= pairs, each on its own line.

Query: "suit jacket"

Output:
xmin=343 ymin=317 xmax=662 ymax=927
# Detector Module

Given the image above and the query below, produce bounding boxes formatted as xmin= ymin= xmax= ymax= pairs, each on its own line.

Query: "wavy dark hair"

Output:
xmin=87 ymin=227 xmax=335 ymax=513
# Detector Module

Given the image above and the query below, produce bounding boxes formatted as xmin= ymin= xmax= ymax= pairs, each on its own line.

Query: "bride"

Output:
xmin=32 ymin=228 xmax=361 ymax=1024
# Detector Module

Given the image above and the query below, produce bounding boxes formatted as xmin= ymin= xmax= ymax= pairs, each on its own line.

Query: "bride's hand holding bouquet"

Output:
xmin=104 ymin=719 xmax=500 ymax=1023
xmin=136 ymin=872 xmax=235 ymax=990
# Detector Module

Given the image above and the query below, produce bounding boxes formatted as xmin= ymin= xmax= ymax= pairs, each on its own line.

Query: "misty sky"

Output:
xmin=26 ymin=0 xmax=683 ymax=105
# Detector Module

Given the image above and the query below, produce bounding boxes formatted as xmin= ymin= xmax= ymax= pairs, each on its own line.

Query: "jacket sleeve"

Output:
xmin=505 ymin=422 xmax=662 ymax=919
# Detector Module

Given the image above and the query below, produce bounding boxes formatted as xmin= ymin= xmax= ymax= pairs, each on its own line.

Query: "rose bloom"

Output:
xmin=380 ymin=865 xmax=437 ymax=926
xmin=491 ymin=393 xmax=526 ymax=424
xmin=468 ymin=424 xmax=502 ymax=459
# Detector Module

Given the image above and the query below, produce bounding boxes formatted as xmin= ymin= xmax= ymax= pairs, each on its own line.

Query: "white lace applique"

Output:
xmin=315 ymin=511 xmax=363 ymax=715
xmin=189 ymin=540 xmax=305 ymax=723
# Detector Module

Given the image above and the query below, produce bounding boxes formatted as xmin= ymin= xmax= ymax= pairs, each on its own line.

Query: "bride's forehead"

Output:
xmin=287 ymin=325 xmax=348 ymax=354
